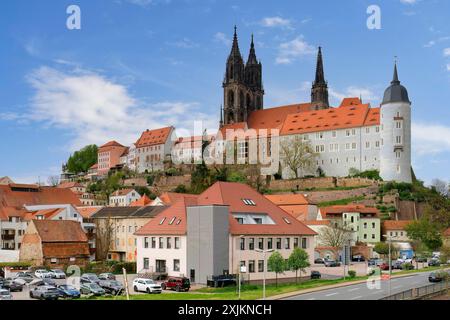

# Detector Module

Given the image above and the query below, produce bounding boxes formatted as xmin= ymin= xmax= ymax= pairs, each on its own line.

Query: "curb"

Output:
xmin=265 ymin=269 xmax=446 ymax=300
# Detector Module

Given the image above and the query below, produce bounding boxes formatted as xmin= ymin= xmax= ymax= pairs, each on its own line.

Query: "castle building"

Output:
xmin=217 ymin=28 xmax=412 ymax=183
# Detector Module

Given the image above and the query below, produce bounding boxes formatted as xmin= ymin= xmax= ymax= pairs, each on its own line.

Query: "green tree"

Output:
xmin=405 ymin=218 xmax=443 ymax=251
xmin=287 ymin=247 xmax=310 ymax=283
xmin=66 ymin=144 xmax=98 ymax=174
xmin=267 ymin=251 xmax=285 ymax=287
xmin=191 ymin=162 xmax=210 ymax=194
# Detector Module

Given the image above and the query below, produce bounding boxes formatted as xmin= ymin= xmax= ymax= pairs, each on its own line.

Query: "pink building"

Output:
xmin=97 ymin=141 xmax=128 ymax=176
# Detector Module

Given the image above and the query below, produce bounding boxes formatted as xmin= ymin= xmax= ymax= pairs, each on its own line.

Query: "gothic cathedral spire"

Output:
xmin=222 ymin=27 xmax=264 ymax=126
xmin=311 ymin=46 xmax=330 ymax=110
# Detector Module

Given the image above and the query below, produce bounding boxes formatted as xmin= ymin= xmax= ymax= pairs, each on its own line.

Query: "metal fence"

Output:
xmin=381 ymin=281 xmax=449 ymax=300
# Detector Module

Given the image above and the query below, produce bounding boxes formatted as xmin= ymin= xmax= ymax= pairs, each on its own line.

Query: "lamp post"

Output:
xmin=237 ymin=235 xmax=245 ymax=300
xmin=255 ymin=248 xmax=274 ymax=300
xmin=382 ymin=234 xmax=397 ymax=296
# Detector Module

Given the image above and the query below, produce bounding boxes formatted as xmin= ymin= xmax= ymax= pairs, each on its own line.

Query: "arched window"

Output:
xmin=228 ymin=90 xmax=235 ymax=108
xmin=230 ymin=65 xmax=234 ymax=79
xmin=246 ymin=94 xmax=252 ymax=110
xmin=240 ymin=91 xmax=244 ymax=108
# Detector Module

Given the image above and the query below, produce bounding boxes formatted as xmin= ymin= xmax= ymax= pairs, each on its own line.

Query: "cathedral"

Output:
xmin=218 ymin=27 xmax=412 ymax=183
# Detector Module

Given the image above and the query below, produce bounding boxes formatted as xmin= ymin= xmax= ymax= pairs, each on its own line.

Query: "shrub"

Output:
xmin=173 ymin=184 xmax=188 ymax=193
xmin=348 ymin=270 xmax=356 ymax=278
xmin=111 ymin=262 xmax=136 ymax=274
xmin=227 ymin=171 xmax=246 ymax=183
xmin=165 ymin=168 xmax=180 ymax=176
xmin=401 ymin=263 xmax=414 ymax=270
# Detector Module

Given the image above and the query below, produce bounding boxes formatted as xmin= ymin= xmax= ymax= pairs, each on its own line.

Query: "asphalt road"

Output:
xmin=284 ymin=271 xmax=434 ymax=300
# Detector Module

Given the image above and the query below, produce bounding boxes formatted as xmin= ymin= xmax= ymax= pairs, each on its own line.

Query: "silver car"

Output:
xmin=0 ymin=289 xmax=12 ymax=300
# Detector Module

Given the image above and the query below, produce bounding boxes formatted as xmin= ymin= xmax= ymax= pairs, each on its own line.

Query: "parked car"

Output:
xmin=392 ymin=261 xmax=403 ymax=270
xmin=14 ymin=272 xmax=34 ymax=284
xmin=416 ymin=257 xmax=428 ymax=263
xmin=98 ymin=273 xmax=116 ymax=280
xmin=1 ymin=279 xmax=23 ymax=292
xmin=161 ymin=277 xmax=191 ymax=292
xmin=379 ymin=262 xmax=390 ymax=271
xmin=314 ymin=258 xmax=325 ymax=264
xmin=428 ymin=259 xmax=441 ymax=267
xmin=428 ymin=271 xmax=447 ymax=283
xmin=133 ymin=278 xmax=162 ymax=294
xmin=34 ymin=269 xmax=52 ymax=279
xmin=80 ymin=283 xmax=106 ymax=296
xmin=0 ymin=289 xmax=12 ymax=300
xmin=368 ymin=259 xmax=384 ymax=267
xmin=49 ymin=269 xmax=66 ymax=279
xmin=56 ymin=284 xmax=81 ymax=299
xmin=29 ymin=278 xmax=56 ymax=287
xmin=99 ymin=280 xmax=124 ymax=295
xmin=29 ymin=285 xmax=60 ymax=300
xmin=310 ymin=271 xmax=321 ymax=279
xmin=324 ymin=260 xmax=341 ymax=267
xmin=80 ymin=273 xmax=101 ymax=284
xmin=352 ymin=255 xmax=365 ymax=262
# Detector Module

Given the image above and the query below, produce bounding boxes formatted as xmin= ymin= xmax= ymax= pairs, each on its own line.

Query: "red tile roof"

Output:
xmin=247 ymin=103 xmax=313 ymax=130
xmin=137 ymin=182 xmax=316 ymax=236
xmin=136 ymin=126 xmax=173 ymax=148
xmin=32 ymin=220 xmax=88 ymax=242
xmin=111 ymin=189 xmax=138 ymax=197
xmin=156 ymin=192 xmax=199 ymax=206
xmin=382 ymin=220 xmax=414 ymax=230
xmin=305 ymin=220 xmax=331 ymax=226
xmin=320 ymin=205 xmax=379 ymax=218
xmin=76 ymin=206 xmax=103 ymax=218
xmin=0 ymin=185 xmax=82 ymax=221
xmin=130 ymin=195 xmax=152 ymax=207
xmin=98 ymin=140 xmax=127 ymax=153
xmin=265 ymin=194 xmax=311 ymax=206
xmin=57 ymin=182 xmax=83 ymax=189
xmin=23 ymin=208 xmax=65 ymax=221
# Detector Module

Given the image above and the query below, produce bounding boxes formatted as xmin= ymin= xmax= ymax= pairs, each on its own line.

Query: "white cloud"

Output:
xmin=5 ymin=66 xmax=213 ymax=151
xmin=447 ymin=64 xmax=450 ymax=71
xmin=329 ymin=86 xmax=380 ymax=104
xmin=166 ymin=37 xmax=198 ymax=48
xmin=443 ymin=48 xmax=450 ymax=56
xmin=400 ymin=0 xmax=418 ymax=4
xmin=423 ymin=36 xmax=450 ymax=48
xmin=125 ymin=0 xmax=170 ymax=7
xmin=275 ymin=36 xmax=315 ymax=65
xmin=260 ymin=17 xmax=293 ymax=29
xmin=412 ymin=122 xmax=450 ymax=155
xmin=214 ymin=32 xmax=231 ymax=46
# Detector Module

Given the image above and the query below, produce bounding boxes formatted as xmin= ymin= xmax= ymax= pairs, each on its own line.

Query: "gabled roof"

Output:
xmin=265 ymin=194 xmax=311 ymax=206
xmin=279 ymin=102 xmax=376 ymax=136
xmin=111 ymin=189 xmax=138 ymax=197
xmin=135 ymin=126 xmax=173 ymax=148
xmin=320 ymin=205 xmax=379 ymax=218
xmin=100 ymin=140 xmax=125 ymax=149
xmin=247 ymin=103 xmax=313 ymax=130
xmin=130 ymin=195 xmax=152 ymax=207
xmin=0 ymin=176 xmax=14 ymax=185
xmin=32 ymin=220 xmax=88 ymax=242
xmin=382 ymin=220 xmax=413 ymax=231
xmin=76 ymin=206 xmax=103 ymax=218
xmin=155 ymin=192 xmax=199 ymax=206
xmin=23 ymin=208 xmax=65 ymax=221
xmin=136 ymin=182 xmax=316 ymax=236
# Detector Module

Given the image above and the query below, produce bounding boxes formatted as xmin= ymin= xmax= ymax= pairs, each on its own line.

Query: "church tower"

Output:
xmin=380 ymin=62 xmax=412 ymax=183
xmin=222 ymin=27 xmax=264 ymax=126
xmin=311 ymin=47 xmax=330 ymax=110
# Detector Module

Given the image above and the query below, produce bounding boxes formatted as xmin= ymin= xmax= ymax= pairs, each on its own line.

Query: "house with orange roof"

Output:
xmin=172 ymin=135 xmax=215 ymax=165
xmin=135 ymin=126 xmax=175 ymax=173
xmin=264 ymin=193 xmax=318 ymax=221
xmin=109 ymin=189 xmax=141 ymax=207
xmin=135 ymin=182 xmax=316 ymax=284
xmin=119 ymin=143 xmax=136 ymax=171
xmin=216 ymin=28 xmax=412 ymax=183
xmin=382 ymin=220 xmax=414 ymax=242
xmin=130 ymin=195 xmax=152 ymax=207
xmin=150 ymin=192 xmax=199 ymax=206
xmin=97 ymin=140 xmax=128 ymax=176
xmin=317 ymin=205 xmax=381 ymax=245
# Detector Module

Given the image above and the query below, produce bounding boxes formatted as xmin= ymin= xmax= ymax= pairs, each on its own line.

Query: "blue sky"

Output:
xmin=1 ymin=0 xmax=450 ymax=184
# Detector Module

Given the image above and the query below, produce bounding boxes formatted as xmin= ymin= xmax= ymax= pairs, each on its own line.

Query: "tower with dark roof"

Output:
xmin=222 ymin=27 xmax=264 ymax=126
xmin=311 ymin=47 xmax=330 ymax=110
xmin=380 ymin=62 xmax=412 ymax=183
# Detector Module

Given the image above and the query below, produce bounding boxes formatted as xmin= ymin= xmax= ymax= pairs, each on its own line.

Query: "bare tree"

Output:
xmin=430 ymin=178 xmax=449 ymax=197
xmin=95 ymin=217 xmax=113 ymax=261
xmin=280 ymin=136 xmax=318 ymax=179
xmin=318 ymin=222 xmax=353 ymax=260
xmin=47 ymin=175 xmax=60 ymax=187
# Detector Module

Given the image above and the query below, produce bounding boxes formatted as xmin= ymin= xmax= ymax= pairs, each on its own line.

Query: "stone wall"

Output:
xmin=152 ymin=174 xmax=191 ymax=193
xmin=305 ymin=185 xmax=379 ymax=204
xmin=268 ymin=177 xmax=377 ymax=192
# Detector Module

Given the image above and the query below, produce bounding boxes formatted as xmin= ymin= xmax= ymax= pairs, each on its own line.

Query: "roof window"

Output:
xmin=159 ymin=217 xmax=166 ymax=225
xmin=283 ymin=217 xmax=291 ymax=224
xmin=169 ymin=217 xmax=176 ymax=225
xmin=242 ymin=199 xmax=256 ymax=206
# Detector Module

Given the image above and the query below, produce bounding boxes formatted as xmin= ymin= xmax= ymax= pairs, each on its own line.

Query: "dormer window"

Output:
xmin=176 ymin=219 xmax=182 ymax=225
xmin=253 ymin=218 xmax=262 ymax=224
xmin=236 ymin=218 xmax=244 ymax=224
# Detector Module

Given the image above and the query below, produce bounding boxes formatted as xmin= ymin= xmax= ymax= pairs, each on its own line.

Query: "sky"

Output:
xmin=1 ymin=0 xmax=450 ymax=185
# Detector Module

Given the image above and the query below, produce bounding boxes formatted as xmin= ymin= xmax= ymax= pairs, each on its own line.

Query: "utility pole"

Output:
xmin=256 ymin=248 xmax=274 ymax=300
xmin=122 ymin=267 xmax=130 ymax=300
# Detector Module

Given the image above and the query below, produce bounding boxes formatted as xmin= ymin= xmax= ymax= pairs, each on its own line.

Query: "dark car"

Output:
xmin=428 ymin=259 xmax=441 ymax=267
xmin=428 ymin=271 xmax=447 ymax=283
xmin=57 ymin=284 xmax=81 ymax=299
xmin=98 ymin=273 xmax=116 ymax=281
xmin=324 ymin=260 xmax=341 ymax=267
xmin=99 ymin=280 xmax=124 ymax=295
xmin=314 ymin=258 xmax=325 ymax=264
xmin=80 ymin=282 xmax=106 ymax=296
xmin=29 ymin=285 xmax=60 ymax=300
xmin=29 ymin=278 xmax=56 ymax=287
xmin=161 ymin=277 xmax=191 ymax=292
xmin=416 ymin=257 xmax=428 ymax=263
xmin=80 ymin=273 xmax=101 ymax=284
xmin=352 ymin=255 xmax=365 ymax=262
xmin=310 ymin=271 xmax=321 ymax=279
xmin=1 ymin=279 xmax=23 ymax=292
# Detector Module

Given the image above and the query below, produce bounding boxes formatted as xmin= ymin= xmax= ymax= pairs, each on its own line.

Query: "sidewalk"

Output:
xmin=265 ymin=269 xmax=444 ymax=300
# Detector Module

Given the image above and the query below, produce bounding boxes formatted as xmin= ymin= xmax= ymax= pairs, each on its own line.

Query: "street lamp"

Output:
xmin=237 ymin=235 xmax=245 ymax=300
xmin=255 ymin=248 xmax=274 ymax=300
xmin=382 ymin=234 xmax=398 ymax=296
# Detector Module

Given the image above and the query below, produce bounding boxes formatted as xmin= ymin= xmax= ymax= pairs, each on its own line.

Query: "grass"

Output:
xmin=317 ymin=196 xmax=366 ymax=207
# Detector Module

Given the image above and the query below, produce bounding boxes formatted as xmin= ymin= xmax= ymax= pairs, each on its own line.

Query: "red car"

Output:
xmin=380 ymin=262 xmax=390 ymax=270
xmin=161 ymin=277 xmax=191 ymax=292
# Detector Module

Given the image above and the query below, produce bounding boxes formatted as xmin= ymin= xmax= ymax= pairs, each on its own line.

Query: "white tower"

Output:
xmin=380 ymin=63 xmax=412 ymax=183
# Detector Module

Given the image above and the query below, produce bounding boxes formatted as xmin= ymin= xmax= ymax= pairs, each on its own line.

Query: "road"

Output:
xmin=284 ymin=271 xmax=433 ymax=300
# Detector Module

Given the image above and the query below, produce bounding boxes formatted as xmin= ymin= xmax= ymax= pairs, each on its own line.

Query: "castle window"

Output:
xmin=397 ymin=165 xmax=401 ymax=173
xmin=396 ymin=151 xmax=401 ymax=159
xmin=346 ymin=130 xmax=350 ymax=137
xmin=375 ymin=141 xmax=380 ymax=148
xmin=332 ymin=131 xmax=337 ymax=138
xmin=376 ymin=126 xmax=380 ymax=133
xmin=365 ymin=141 xmax=370 ymax=149
xmin=396 ymin=121 xmax=402 ymax=129
xmin=396 ymin=136 xmax=402 ymax=144
xmin=366 ymin=127 xmax=370 ymax=134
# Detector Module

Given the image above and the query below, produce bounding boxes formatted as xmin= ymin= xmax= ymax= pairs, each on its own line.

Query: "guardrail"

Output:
xmin=380 ymin=280 xmax=449 ymax=300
